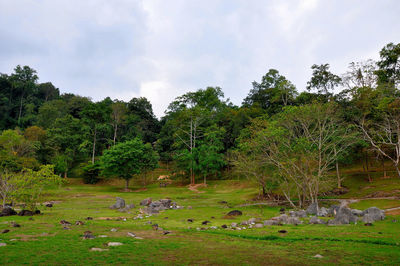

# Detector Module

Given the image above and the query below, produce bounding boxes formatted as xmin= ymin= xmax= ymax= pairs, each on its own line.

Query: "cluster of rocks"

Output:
xmin=109 ymin=197 xmax=135 ymax=212
xmin=140 ymin=198 xmax=182 ymax=215
xmin=0 ymin=207 xmax=40 ymax=217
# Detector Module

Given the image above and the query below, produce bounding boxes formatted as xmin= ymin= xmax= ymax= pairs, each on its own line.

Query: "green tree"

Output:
xmin=101 ymin=138 xmax=157 ymax=190
xmin=307 ymin=64 xmax=341 ymax=95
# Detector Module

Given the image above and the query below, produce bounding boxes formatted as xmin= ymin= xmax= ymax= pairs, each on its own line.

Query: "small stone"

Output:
xmin=221 ymin=224 xmax=227 ymax=229
xmin=63 ymin=226 xmax=70 ymax=230
xmin=107 ymin=242 xmax=123 ymax=247
xmin=202 ymin=221 xmax=211 ymax=225
xmin=314 ymin=254 xmax=323 ymax=258
xmin=127 ymin=232 xmax=136 ymax=237
xmin=110 ymin=228 xmax=118 ymax=232
xmin=75 ymin=221 xmax=84 ymax=225
xmin=364 ymin=223 xmax=373 ymax=226
xmin=1 ymin=229 xmax=10 ymax=234
xmin=90 ymin=247 xmax=109 ymax=252
xmin=60 ymin=220 xmax=71 ymax=225
xmin=85 ymin=217 xmax=93 ymax=220
xmin=163 ymin=230 xmax=171 ymax=235
xmin=278 ymin=230 xmax=287 ymax=233
xmin=11 ymin=222 xmax=21 ymax=227
xmin=227 ymin=210 xmax=242 ymax=216
xmin=152 ymin=224 xmax=159 ymax=230
xmin=46 ymin=203 xmax=53 ymax=207
xmin=83 ymin=231 xmax=95 ymax=239
xmin=187 ymin=219 xmax=194 ymax=223
xmin=187 ymin=206 xmax=193 ymax=209
xmin=231 ymin=223 xmax=238 ymax=228
xmin=0 ymin=243 xmax=6 ymax=247
xmin=135 ymin=236 xmax=144 ymax=240
xmin=254 ymin=223 xmax=263 ymax=228
xmin=98 ymin=235 xmax=108 ymax=238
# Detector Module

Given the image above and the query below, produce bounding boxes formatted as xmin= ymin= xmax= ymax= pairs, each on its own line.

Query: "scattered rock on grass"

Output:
xmin=45 ymin=203 xmax=53 ymax=207
xmin=140 ymin=198 xmax=152 ymax=206
xmin=306 ymin=202 xmax=319 ymax=215
xmin=227 ymin=210 xmax=242 ymax=216
xmin=202 ymin=221 xmax=211 ymax=225
xmin=11 ymin=222 xmax=20 ymax=227
xmin=83 ymin=231 xmax=95 ymax=239
xmin=362 ymin=207 xmax=385 ymax=223
xmin=75 ymin=221 xmax=84 ymax=225
xmin=254 ymin=223 xmax=263 ymax=228
xmin=0 ymin=243 xmax=6 ymax=247
xmin=314 ymin=254 xmax=323 ymax=258
xmin=278 ymin=230 xmax=287 ymax=234
xmin=1 ymin=229 xmax=10 ymax=234
xmin=221 ymin=224 xmax=227 ymax=229
xmin=90 ymin=247 xmax=109 ymax=252
xmin=110 ymin=197 xmax=125 ymax=209
xmin=107 ymin=242 xmax=123 ymax=247
xmin=163 ymin=230 xmax=171 ymax=235
xmin=60 ymin=220 xmax=71 ymax=225
xmin=364 ymin=223 xmax=373 ymax=226
xmin=127 ymin=232 xmax=136 ymax=237
xmin=18 ymin=210 xmax=34 ymax=216
xmin=187 ymin=219 xmax=193 ymax=223
xmin=85 ymin=217 xmax=93 ymax=220
xmin=0 ymin=207 xmax=17 ymax=217
xmin=309 ymin=216 xmax=326 ymax=224
xmin=110 ymin=228 xmax=118 ymax=232
xmin=264 ymin=220 xmax=279 ymax=226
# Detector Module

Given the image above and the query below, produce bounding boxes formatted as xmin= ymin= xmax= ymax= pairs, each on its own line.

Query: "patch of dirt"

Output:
xmin=133 ymin=188 xmax=148 ymax=192
xmin=366 ymin=191 xmax=396 ymax=198
xmin=385 ymin=209 xmax=400 ymax=216
xmin=72 ymin=193 xmax=95 ymax=198
xmin=188 ymin=184 xmax=207 ymax=193
xmin=15 ymin=232 xmax=56 ymax=241
xmin=95 ymin=195 xmax=114 ymax=199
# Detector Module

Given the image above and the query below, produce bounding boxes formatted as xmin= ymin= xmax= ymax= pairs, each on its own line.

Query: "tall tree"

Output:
xmin=307 ymin=64 xmax=341 ymax=95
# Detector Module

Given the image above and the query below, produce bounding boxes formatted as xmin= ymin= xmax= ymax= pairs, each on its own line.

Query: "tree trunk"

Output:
xmin=203 ymin=174 xmax=206 ymax=185
xmin=92 ymin=126 xmax=97 ymax=164
xmin=395 ymin=163 xmax=400 ymax=179
xmin=365 ymin=152 xmax=371 ymax=182
xmin=18 ymin=96 xmax=23 ymax=125
xmin=64 ymin=172 xmax=67 ymax=178
xmin=382 ymin=158 xmax=387 ymax=178
xmin=334 ymin=146 xmax=341 ymax=188
xmin=125 ymin=179 xmax=129 ymax=190
xmin=113 ymin=124 xmax=118 ymax=146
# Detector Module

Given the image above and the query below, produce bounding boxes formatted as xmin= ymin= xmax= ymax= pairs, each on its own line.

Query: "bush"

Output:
xmin=82 ymin=161 xmax=102 ymax=184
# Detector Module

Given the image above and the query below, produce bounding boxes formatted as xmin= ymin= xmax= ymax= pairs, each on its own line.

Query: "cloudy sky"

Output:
xmin=1 ymin=0 xmax=399 ymax=117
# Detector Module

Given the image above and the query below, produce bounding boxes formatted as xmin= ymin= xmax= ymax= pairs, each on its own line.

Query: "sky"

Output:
xmin=1 ymin=0 xmax=400 ymax=117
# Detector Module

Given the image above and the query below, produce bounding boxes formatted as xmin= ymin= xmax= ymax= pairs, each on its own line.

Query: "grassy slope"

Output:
xmin=1 ymin=170 xmax=400 ymax=265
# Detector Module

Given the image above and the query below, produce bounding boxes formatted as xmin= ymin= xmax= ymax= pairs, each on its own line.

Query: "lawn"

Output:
xmin=1 ymin=175 xmax=400 ymax=265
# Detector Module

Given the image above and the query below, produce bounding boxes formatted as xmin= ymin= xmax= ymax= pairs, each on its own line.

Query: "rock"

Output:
xmin=231 ymin=222 xmax=238 ymax=228
xmin=90 ymin=248 xmax=108 ymax=252
xmin=362 ymin=207 xmax=385 ymax=223
xmin=221 ymin=224 xmax=228 ymax=229
xmin=83 ymin=231 xmax=95 ymax=239
xmin=202 ymin=221 xmax=211 ymax=225
xmin=110 ymin=228 xmax=118 ymax=232
xmin=0 ymin=243 xmax=7 ymax=247
xmin=327 ymin=205 xmax=340 ymax=216
xmin=152 ymin=224 xmax=159 ymax=230
xmin=18 ymin=210 xmax=34 ymax=216
xmin=0 ymin=207 xmax=17 ymax=217
xmin=351 ymin=209 xmax=364 ymax=217
xmin=317 ymin=207 xmax=328 ymax=217
xmin=227 ymin=210 xmax=242 ymax=216
xmin=85 ymin=217 xmax=93 ymax=220
xmin=218 ymin=201 xmax=228 ymax=204
xmin=314 ymin=254 xmax=323 ymax=258
xmin=289 ymin=210 xmax=307 ymax=218
xmin=210 ymin=226 xmax=218 ymax=229
xmin=279 ymin=208 xmax=285 ymax=213
xmin=163 ymin=230 xmax=171 ymax=235
xmin=140 ymin=198 xmax=152 ymax=206
xmin=45 ymin=203 xmax=53 ymax=207
xmin=98 ymin=235 xmax=108 ymax=238
xmin=328 ymin=207 xmax=358 ymax=225
xmin=278 ymin=230 xmax=287 ymax=233
xmin=1 ymin=229 xmax=10 ymax=233
xmin=11 ymin=222 xmax=20 ymax=227
xmin=75 ymin=221 xmax=84 ymax=225
xmin=264 ymin=220 xmax=279 ymax=226
xmin=248 ymin=218 xmax=261 ymax=224
xmin=254 ymin=223 xmax=264 ymax=228
xmin=306 ymin=202 xmax=319 ymax=215
xmin=60 ymin=220 xmax=71 ymax=225
xmin=187 ymin=206 xmax=193 ymax=209
xmin=309 ymin=216 xmax=326 ymax=224
xmin=240 ymin=221 xmax=249 ymax=225
xmin=63 ymin=226 xmax=71 ymax=230
xmin=187 ymin=219 xmax=194 ymax=223
xmin=107 ymin=242 xmax=123 ymax=247
xmin=110 ymin=197 xmax=125 ymax=209
xmin=127 ymin=232 xmax=136 ymax=237
xmin=35 ymin=210 xmax=41 ymax=215
xmin=135 ymin=236 xmax=144 ymax=239
xmin=273 ymin=214 xmax=288 ymax=224
xmin=364 ymin=223 xmax=373 ymax=226
xmin=287 ymin=217 xmax=302 ymax=225
xmin=159 ymin=199 xmax=172 ymax=208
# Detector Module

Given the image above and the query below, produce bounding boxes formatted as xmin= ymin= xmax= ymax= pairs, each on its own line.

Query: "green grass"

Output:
xmin=1 ymin=173 xmax=400 ymax=265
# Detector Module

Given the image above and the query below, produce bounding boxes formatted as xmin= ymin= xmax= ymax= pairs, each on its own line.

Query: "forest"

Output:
xmin=1 ymin=42 xmax=399 ymax=208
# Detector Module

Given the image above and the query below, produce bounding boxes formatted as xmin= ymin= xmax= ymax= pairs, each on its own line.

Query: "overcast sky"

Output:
xmin=1 ymin=0 xmax=399 ymax=117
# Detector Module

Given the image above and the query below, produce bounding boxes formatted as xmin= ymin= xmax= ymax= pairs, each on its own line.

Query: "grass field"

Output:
xmin=1 ymin=170 xmax=400 ymax=265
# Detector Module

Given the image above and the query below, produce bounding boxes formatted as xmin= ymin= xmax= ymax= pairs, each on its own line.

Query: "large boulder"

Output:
xmin=18 ymin=210 xmax=34 ymax=216
xmin=140 ymin=198 xmax=152 ymax=206
xmin=227 ymin=210 xmax=242 ymax=216
xmin=110 ymin=197 xmax=125 ymax=209
xmin=264 ymin=219 xmax=279 ymax=226
xmin=159 ymin=199 xmax=172 ymax=208
xmin=317 ymin=207 xmax=328 ymax=217
xmin=289 ymin=210 xmax=307 ymax=218
xmin=287 ymin=217 xmax=302 ymax=225
xmin=362 ymin=207 xmax=385 ymax=223
xmin=0 ymin=207 xmax=17 ymax=217
xmin=309 ymin=216 xmax=326 ymax=224
xmin=328 ymin=207 xmax=358 ymax=225
xmin=327 ymin=205 xmax=340 ymax=216
xmin=272 ymin=214 xmax=289 ymax=224
xmin=351 ymin=209 xmax=364 ymax=217
xmin=306 ymin=202 xmax=319 ymax=215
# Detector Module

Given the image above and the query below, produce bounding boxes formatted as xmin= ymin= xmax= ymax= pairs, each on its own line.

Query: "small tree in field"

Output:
xmin=101 ymin=138 xmax=158 ymax=190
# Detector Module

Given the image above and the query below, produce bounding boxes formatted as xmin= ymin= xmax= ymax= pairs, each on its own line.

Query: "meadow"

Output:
xmin=1 ymin=168 xmax=400 ymax=265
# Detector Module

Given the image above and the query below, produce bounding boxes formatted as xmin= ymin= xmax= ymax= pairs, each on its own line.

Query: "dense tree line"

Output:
xmin=1 ymin=42 xmax=399 ymax=201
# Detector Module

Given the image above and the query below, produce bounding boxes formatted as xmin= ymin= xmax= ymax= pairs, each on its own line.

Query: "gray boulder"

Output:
xmin=140 ymin=198 xmax=152 ymax=206
xmin=231 ymin=222 xmax=238 ymax=228
xmin=287 ymin=217 xmax=302 ymax=225
xmin=254 ymin=223 xmax=264 ymax=228
xmin=306 ymin=202 xmax=319 ymax=215
xmin=328 ymin=207 xmax=358 ymax=225
xmin=289 ymin=210 xmax=307 ymax=218
xmin=309 ymin=216 xmax=326 ymax=224
xmin=327 ymin=205 xmax=340 ymax=216
xmin=351 ymin=209 xmax=364 ymax=217
xmin=317 ymin=207 xmax=328 ymax=217
xmin=248 ymin=218 xmax=261 ymax=224
xmin=264 ymin=220 xmax=279 ymax=226
xmin=110 ymin=197 xmax=125 ymax=209
xmin=159 ymin=199 xmax=172 ymax=208
xmin=362 ymin=207 xmax=385 ymax=223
